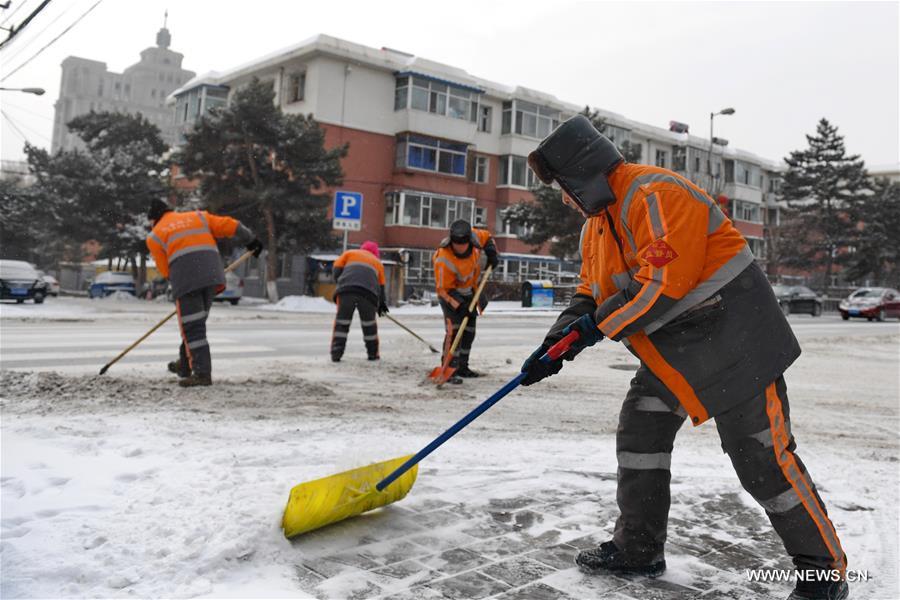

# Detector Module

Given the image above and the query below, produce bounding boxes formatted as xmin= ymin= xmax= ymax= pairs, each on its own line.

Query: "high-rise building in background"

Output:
xmin=51 ymin=20 xmax=195 ymax=153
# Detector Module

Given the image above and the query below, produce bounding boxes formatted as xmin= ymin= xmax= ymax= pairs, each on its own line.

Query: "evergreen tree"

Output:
xmin=777 ymin=118 xmax=870 ymax=294
xmin=506 ymin=106 xmax=641 ymax=258
xmin=23 ymin=111 xmax=168 ymax=283
xmin=175 ymin=78 xmax=347 ymax=301
xmin=843 ymin=177 xmax=900 ymax=284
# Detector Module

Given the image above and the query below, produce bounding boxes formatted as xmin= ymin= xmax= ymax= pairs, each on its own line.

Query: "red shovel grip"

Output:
xmin=542 ymin=329 xmax=581 ymax=362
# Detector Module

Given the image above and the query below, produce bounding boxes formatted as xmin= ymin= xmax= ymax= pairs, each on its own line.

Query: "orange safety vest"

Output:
xmin=146 ymin=210 xmax=240 ymax=279
xmin=433 ymin=228 xmax=492 ymax=310
xmin=580 ymin=163 xmax=756 ymax=424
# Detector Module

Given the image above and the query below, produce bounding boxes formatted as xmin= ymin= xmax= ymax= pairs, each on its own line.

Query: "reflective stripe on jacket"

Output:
xmin=333 ymin=249 xmax=386 ymax=305
xmin=433 ymin=228 xmax=492 ymax=309
xmin=578 ymin=163 xmax=799 ymax=424
xmin=146 ymin=210 xmax=250 ymax=299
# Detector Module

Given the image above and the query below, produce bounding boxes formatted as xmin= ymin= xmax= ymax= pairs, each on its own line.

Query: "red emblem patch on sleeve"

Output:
xmin=642 ymin=240 xmax=678 ymax=268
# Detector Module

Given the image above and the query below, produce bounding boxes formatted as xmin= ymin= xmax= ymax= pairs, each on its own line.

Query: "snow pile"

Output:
xmin=258 ymin=295 xmax=335 ymax=313
xmin=97 ymin=291 xmax=139 ymax=302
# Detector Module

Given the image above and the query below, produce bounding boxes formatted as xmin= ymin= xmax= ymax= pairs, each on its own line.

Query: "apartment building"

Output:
xmin=51 ymin=24 xmax=195 ymax=153
xmin=169 ymin=34 xmax=783 ymax=294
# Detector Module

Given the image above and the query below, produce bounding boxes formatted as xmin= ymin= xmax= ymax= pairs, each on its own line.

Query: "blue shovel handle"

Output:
xmin=375 ymin=329 xmax=582 ymax=492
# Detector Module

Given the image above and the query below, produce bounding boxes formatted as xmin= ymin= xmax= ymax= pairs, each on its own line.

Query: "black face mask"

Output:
xmin=528 ymin=114 xmax=624 ymax=216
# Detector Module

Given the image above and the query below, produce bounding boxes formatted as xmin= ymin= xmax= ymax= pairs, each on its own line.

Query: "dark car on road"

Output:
xmin=0 ymin=260 xmax=49 ymax=304
xmin=772 ymin=284 xmax=823 ymax=316
xmin=839 ymin=287 xmax=900 ymax=322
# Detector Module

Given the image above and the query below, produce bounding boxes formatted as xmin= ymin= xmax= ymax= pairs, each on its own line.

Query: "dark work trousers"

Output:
xmin=439 ymin=297 xmax=476 ymax=369
xmin=175 ymin=285 xmax=217 ymax=376
xmin=614 ymin=368 xmax=847 ymax=574
xmin=331 ymin=291 xmax=379 ymax=359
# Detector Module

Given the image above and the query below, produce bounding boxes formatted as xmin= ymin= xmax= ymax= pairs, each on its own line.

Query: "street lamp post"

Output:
xmin=0 ymin=87 xmax=45 ymax=95
xmin=709 ymin=107 xmax=735 ymax=194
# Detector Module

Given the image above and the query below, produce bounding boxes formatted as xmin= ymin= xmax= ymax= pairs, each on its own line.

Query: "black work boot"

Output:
xmin=331 ymin=352 xmax=342 ymax=363
xmin=787 ymin=578 xmax=849 ymax=600
xmin=447 ymin=374 xmax=464 ymax=385
xmin=368 ymin=354 xmax=380 ymax=361
xmin=456 ymin=366 xmax=481 ymax=378
xmin=178 ymin=373 xmax=212 ymax=387
xmin=167 ymin=360 xmax=190 ymax=378
xmin=575 ymin=541 xmax=666 ymax=578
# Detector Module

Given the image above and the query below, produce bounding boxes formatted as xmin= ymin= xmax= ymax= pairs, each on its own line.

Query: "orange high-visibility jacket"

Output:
xmin=332 ymin=249 xmax=386 ymax=305
xmin=146 ymin=210 xmax=249 ymax=299
xmin=576 ymin=163 xmax=798 ymax=424
xmin=433 ymin=228 xmax=492 ymax=310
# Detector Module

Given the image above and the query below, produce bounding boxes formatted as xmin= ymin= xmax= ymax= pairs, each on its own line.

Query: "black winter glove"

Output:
xmin=246 ymin=238 xmax=263 ymax=258
xmin=467 ymin=295 xmax=488 ymax=318
xmin=486 ymin=249 xmax=499 ymax=270
xmin=559 ymin=312 xmax=604 ymax=358
xmin=378 ymin=301 xmax=389 ymax=317
xmin=520 ymin=343 xmax=564 ymax=386
xmin=520 ymin=314 xmax=604 ymax=386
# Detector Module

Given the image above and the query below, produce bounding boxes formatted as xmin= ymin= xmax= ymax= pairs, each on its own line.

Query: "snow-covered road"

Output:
xmin=1 ymin=298 xmax=898 ymax=599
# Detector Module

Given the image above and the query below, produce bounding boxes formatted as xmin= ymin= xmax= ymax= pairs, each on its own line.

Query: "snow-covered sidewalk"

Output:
xmin=1 ymin=312 xmax=898 ymax=599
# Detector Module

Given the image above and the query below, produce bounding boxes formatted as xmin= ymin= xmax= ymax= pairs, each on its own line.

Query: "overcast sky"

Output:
xmin=1 ymin=0 xmax=898 ymax=168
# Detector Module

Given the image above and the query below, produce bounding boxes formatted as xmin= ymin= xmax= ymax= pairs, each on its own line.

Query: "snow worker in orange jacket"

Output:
xmin=433 ymin=220 xmax=499 ymax=384
xmin=520 ymin=116 xmax=847 ymax=600
xmin=146 ymin=200 xmax=262 ymax=387
xmin=330 ymin=241 xmax=388 ymax=362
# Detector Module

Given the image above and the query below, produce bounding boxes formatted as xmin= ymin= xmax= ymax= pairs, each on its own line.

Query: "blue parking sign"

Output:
xmin=333 ymin=191 xmax=363 ymax=231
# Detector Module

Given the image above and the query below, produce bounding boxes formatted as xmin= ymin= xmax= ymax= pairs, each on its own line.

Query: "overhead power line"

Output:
xmin=0 ymin=0 xmax=50 ymax=49
xmin=2 ymin=0 xmax=84 ymax=64
xmin=1 ymin=108 xmax=31 ymax=142
xmin=0 ymin=0 xmax=33 ymax=27
xmin=1 ymin=106 xmax=50 ymax=143
xmin=1 ymin=0 xmax=101 ymax=82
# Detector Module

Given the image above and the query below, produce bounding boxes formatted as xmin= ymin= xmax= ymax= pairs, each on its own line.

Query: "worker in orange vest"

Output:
xmin=520 ymin=116 xmax=847 ymax=600
xmin=330 ymin=241 xmax=388 ymax=361
xmin=146 ymin=200 xmax=262 ymax=387
xmin=433 ymin=219 xmax=499 ymax=383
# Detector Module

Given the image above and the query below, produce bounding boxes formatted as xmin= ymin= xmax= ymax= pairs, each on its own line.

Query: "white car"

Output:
xmin=38 ymin=272 xmax=60 ymax=296
xmin=214 ymin=271 xmax=244 ymax=305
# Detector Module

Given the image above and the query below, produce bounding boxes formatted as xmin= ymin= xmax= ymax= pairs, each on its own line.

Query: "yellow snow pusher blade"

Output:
xmin=282 ymin=455 xmax=418 ymax=538
xmin=282 ymin=323 xmax=586 ymax=539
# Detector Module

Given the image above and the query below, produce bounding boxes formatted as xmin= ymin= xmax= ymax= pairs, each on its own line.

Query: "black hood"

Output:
xmin=528 ymin=114 xmax=624 ymax=216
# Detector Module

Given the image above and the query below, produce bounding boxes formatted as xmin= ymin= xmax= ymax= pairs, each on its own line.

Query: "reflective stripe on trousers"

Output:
xmin=175 ymin=285 xmax=216 ymax=375
xmin=331 ymin=291 xmax=379 ymax=359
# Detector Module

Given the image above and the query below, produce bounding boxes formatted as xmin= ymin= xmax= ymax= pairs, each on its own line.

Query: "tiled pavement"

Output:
xmin=288 ymin=468 xmax=790 ymax=599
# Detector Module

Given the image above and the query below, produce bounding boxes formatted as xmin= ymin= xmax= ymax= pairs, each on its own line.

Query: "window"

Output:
xmin=396 ymin=134 xmax=467 ymax=177
xmin=402 ymin=76 xmax=477 ymax=121
xmin=474 ymin=207 xmax=487 ymax=227
xmin=385 ymin=191 xmax=475 ymax=229
xmin=604 ymin=124 xmax=630 ymax=145
xmin=478 ymin=105 xmax=492 ymax=132
xmin=655 ymin=150 xmax=668 ymax=168
xmin=403 ymin=248 xmax=436 ymax=284
xmin=513 ymin=101 xmax=560 ymax=138
xmin=733 ymin=200 xmax=761 ymax=223
xmin=501 ymin=101 xmax=513 ymax=134
xmin=672 ymin=147 xmax=687 ymax=171
xmin=394 ymin=76 xmax=408 ymax=110
xmin=288 ymin=72 xmax=305 ymax=103
xmin=498 ymin=155 xmax=536 ymax=187
xmin=474 ymin=155 xmax=489 ymax=184
xmin=694 ymin=155 xmax=701 ymax=173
